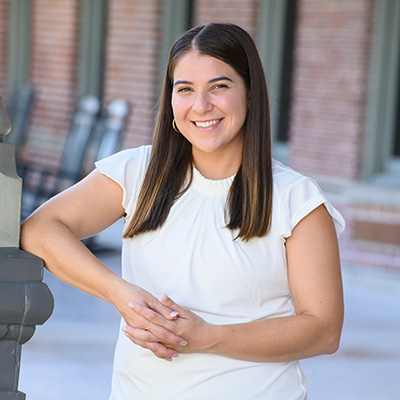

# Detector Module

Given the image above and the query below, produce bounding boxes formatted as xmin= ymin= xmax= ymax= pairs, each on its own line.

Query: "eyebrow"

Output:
xmin=173 ymin=76 xmax=233 ymax=86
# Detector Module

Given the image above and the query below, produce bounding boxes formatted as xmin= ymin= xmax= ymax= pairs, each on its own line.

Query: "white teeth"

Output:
xmin=194 ymin=119 xmax=220 ymax=128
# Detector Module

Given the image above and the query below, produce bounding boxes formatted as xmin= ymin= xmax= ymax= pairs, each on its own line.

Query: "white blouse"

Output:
xmin=96 ymin=145 xmax=345 ymax=400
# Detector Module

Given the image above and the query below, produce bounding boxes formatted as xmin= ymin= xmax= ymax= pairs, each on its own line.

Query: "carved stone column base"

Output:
xmin=0 ymin=391 xmax=25 ymax=400
xmin=0 ymin=249 xmax=53 ymax=398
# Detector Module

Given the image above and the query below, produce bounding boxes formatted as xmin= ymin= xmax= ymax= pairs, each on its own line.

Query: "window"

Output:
xmin=77 ymin=0 xmax=108 ymax=99
xmin=363 ymin=0 xmax=400 ymax=181
xmin=392 ymin=60 xmax=400 ymax=158
xmin=257 ymin=0 xmax=296 ymax=164
xmin=276 ymin=0 xmax=296 ymax=145
xmin=7 ymin=0 xmax=32 ymax=91
xmin=158 ymin=0 xmax=194 ymax=85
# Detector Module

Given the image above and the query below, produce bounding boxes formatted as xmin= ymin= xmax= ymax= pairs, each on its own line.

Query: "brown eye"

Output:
xmin=212 ymin=84 xmax=229 ymax=91
xmin=177 ymin=87 xmax=192 ymax=93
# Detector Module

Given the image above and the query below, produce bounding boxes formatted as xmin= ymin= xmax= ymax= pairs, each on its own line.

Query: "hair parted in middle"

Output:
xmin=123 ymin=22 xmax=273 ymax=241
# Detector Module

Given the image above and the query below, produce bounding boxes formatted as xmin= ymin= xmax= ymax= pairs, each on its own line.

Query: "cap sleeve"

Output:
xmin=279 ymin=176 xmax=345 ymax=240
xmin=95 ymin=145 xmax=151 ymax=219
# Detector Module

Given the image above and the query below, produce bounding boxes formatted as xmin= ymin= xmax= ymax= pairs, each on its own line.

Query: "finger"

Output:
xmin=129 ymin=303 xmax=188 ymax=347
xmin=146 ymin=342 xmax=180 ymax=361
xmin=122 ymin=324 xmax=185 ymax=349
xmin=135 ymin=340 xmax=177 ymax=361
xmin=122 ymin=326 xmax=180 ymax=360
xmin=161 ymin=293 xmax=188 ymax=317
xmin=122 ymin=325 xmax=161 ymax=343
xmin=144 ymin=297 xmax=180 ymax=320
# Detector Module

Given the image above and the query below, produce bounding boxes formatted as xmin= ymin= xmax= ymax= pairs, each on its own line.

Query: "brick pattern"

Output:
xmin=289 ymin=0 xmax=400 ymax=272
xmin=23 ymin=0 xmax=79 ymax=168
xmin=103 ymin=0 xmax=162 ymax=149
xmin=353 ymin=220 xmax=400 ymax=246
xmin=340 ymin=200 xmax=400 ymax=271
xmin=194 ymin=0 xmax=258 ymax=39
xmin=341 ymin=239 xmax=400 ymax=272
xmin=1 ymin=0 xmax=398 ymax=273
xmin=289 ymin=0 xmax=374 ymax=180
xmin=0 ymin=0 xmax=8 ymax=97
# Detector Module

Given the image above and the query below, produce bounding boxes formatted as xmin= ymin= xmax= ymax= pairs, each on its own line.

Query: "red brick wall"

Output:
xmin=339 ymin=199 xmax=400 ymax=271
xmin=102 ymin=0 xmax=260 ymax=149
xmin=0 ymin=0 xmax=8 ymax=97
xmin=289 ymin=0 xmax=373 ymax=180
xmin=3 ymin=0 xmax=398 ymax=271
xmin=24 ymin=0 xmax=79 ymax=167
xmin=194 ymin=0 xmax=258 ymax=39
xmin=103 ymin=0 xmax=162 ymax=149
xmin=21 ymin=0 xmax=261 ymax=160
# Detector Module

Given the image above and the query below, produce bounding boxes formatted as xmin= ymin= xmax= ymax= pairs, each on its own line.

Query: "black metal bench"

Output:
xmin=20 ymin=95 xmax=101 ymax=219
xmin=84 ymin=98 xmax=130 ymax=171
xmin=5 ymin=85 xmax=34 ymax=162
xmin=20 ymin=96 xmax=130 ymax=220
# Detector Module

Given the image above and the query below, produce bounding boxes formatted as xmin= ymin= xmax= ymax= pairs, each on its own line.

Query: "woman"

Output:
xmin=21 ymin=23 xmax=345 ymax=399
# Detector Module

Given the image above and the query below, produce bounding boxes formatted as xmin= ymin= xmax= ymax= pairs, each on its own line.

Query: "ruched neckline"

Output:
xmin=191 ymin=166 xmax=235 ymax=195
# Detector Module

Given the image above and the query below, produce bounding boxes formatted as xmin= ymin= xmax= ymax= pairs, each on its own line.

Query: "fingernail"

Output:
xmin=172 ymin=353 xmax=180 ymax=358
xmin=170 ymin=311 xmax=179 ymax=318
xmin=128 ymin=302 xmax=135 ymax=308
xmin=165 ymin=357 xmax=173 ymax=362
xmin=180 ymin=340 xmax=188 ymax=346
xmin=122 ymin=326 xmax=128 ymax=333
xmin=162 ymin=293 xmax=169 ymax=301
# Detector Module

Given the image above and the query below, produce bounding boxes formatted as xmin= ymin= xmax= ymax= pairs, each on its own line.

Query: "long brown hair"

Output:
xmin=123 ymin=23 xmax=272 ymax=241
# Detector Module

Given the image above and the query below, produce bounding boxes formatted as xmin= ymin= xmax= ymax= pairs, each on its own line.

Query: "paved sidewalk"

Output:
xmin=302 ymin=264 xmax=400 ymax=399
xmin=18 ymin=221 xmax=400 ymax=399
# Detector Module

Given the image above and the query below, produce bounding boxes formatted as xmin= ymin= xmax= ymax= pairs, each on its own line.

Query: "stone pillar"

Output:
xmin=0 ymin=96 xmax=54 ymax=400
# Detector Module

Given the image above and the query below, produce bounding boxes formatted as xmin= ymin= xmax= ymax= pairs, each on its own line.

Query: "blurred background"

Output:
xmin=0 ymin=0 xmax=399 ymax=399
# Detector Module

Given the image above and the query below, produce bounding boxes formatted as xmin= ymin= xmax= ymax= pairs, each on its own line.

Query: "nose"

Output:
xmin=192 ymin=91 xmax=213 ymax=114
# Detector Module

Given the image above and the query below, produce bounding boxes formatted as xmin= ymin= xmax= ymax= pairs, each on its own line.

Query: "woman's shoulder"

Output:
xmin=272 ymin=159 xmax=313 ymax=195
xmin=271 ymin=159 xmax=346 ymax=238
xmin=105 ymin=145 xmax=152 ymax=164
xmin=95 ymin=145 xmax=152 ymax=174
xmin=95 ymin=145 xmax=153 ymax=216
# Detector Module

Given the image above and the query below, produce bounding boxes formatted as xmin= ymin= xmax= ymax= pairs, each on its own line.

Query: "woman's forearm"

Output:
xmin=141 ymin=294 xmax=342 ymax=363
xmin=21 ymin=214 xmax=188 ymax=358
xmin=20 ymin=216 xmax=122 ymax=303
xmin=203 ymin=205 xmax=343 ymax=363
xmin=206 ymin=312 xmax=340 ymax=362
xmin=125 ymin=205 xmax=344 ymax=362
xmin=20 ymin=170 xmax=129 ymax=303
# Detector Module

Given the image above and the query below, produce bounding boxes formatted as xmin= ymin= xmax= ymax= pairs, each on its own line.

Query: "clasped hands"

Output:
xmin=120 ymin=291 xmax=213 ymax=362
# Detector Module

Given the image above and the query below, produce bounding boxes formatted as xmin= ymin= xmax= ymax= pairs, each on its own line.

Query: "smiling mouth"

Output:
xmin=193 ymin=119 xmax=222 ymax=128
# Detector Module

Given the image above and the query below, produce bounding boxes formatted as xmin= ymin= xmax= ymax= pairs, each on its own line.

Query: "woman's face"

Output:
xmin=171 ymin=50 xmax=248 ymax=171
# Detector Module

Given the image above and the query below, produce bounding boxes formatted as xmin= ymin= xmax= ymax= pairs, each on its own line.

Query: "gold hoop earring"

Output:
xmin=172 ymin=119 xmax=181 ymax=133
